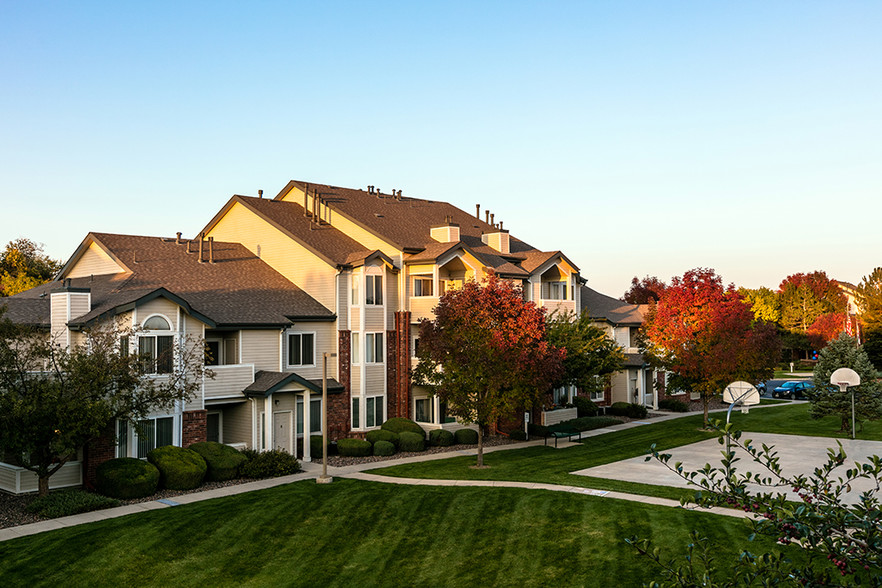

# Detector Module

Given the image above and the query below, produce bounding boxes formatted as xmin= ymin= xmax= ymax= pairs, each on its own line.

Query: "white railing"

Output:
xmin=542 ymin=407 xmax=578 ymax=426
xmin=204 ymin=364 xmax=254 ymax=400
xmin=0 ymin=460 xmax=82 ymax=494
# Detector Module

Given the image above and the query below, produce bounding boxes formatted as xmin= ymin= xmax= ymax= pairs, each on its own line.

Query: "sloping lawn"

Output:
xmin=370 ymin=404 xmax=882 ymax=496
xmin=0 ymin=479 xmax=790 ymax=587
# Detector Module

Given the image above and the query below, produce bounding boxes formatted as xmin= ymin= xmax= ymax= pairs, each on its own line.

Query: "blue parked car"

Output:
xmin=772 ymin=380 xmax=814 ymax=400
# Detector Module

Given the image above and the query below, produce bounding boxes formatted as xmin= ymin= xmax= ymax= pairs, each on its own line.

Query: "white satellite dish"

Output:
xmin=723 ymin=381 xmax=760 ymax=406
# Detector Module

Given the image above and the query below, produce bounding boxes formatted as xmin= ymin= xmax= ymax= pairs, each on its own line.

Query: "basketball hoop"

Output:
xmin=830 ymin=368 xmax=860 ymax=439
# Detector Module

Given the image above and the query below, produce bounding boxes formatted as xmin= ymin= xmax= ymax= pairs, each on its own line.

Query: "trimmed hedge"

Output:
xmin=366 ymin=429 xmax=400 ymax=448
xmin=239 ymin=449 xmax=300 ymax=478
xmin=454 ymin=428 xmax=479 ymax=445
xmin=188 ymin=442 xmax=247 ymax=482
xmin=509 ymin=430 xmax=527 ymax=441
xmin=373 ymin=440 xmax=396 ymax=456
xmin=554 ymin=416 xmax=624 ymax=433
xmin=309 ymin=435 xmax=338 ymax=458
xmin=147 ymin=446 xmax=207 ymax=490
xmin=398 ymin=431 xmax=426 ymax=452
xmin=26 ymin=489 xmax=120 ymax=518
xmin=337 ymin=438 xmax=372 ymax=457
xmin=428 ymin=429 xmax=455 ymax=447
xmin=658 ymin=398 xmax=690 ymax=412
xmin=96 ymin=457 xmax=160 ymax=499
xmin=380 ymin=417 xmax=425 ymax=439
xmin=573 ymin=396 xmax=599 ymax=417
xmin=608 ymin=402 xmax=649 ymax=419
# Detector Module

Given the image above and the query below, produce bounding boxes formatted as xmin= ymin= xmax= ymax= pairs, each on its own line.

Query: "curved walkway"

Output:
xmin=1 ymin=404 xmax=788 ymax=542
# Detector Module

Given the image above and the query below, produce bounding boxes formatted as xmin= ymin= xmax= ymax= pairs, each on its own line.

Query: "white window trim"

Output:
xmin=137 ymin=314 xmax=176 ymax=375
xmin=286 ymin=331 xmax=316 ymax=368
xmin=412 ymin=275 xmax=434 ymax=297
xmin=116 ymin=415 xmax=179 ymax=459
xmin=365 ymin=332 xmax=385 ymax=364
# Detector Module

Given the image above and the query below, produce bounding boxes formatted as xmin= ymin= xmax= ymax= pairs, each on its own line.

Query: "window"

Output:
xmin=351 ymin=397 xmax=360 ymax=429
xmin=366 ymin=396 xmax=384 ymax=428
xmin=365 ymin=333 xmax=384 ymax=364
xmin=207 ymin=412 xmax=221 ymax=443
xmin=366 ymin=275 xmax=383 ymax=305
xmin=542 ymin=281 xmax=567 ymax=300
xmin=287 ymin=333 xmax=315 ymax=367
xmin=413 ymin=276 xmax=433 ymax=297
xmin=590 ymin=389 xmax=605 ymax=402
xmin=139 ymin=335 xmax=174 ymax=374
xmin=296 ymin=398 xmax=322 ymax=435
xmin=351 ymin=335 xmax=360 ymax=364
xmin=414 ymin=398 xmax=433 ymax=423
xmin=351 ymin=275 xmax=360 ymax=305
xmin=117 ymin=416 xmax=174 ymax=458
xmin=205 ymin=340 xmax=221 ymax=366
xmin=412 ymin=337 xmax=420 ymax=358
xmin=143 ymin=316 xmax=170 ymax=330
xmin=553 ymin=386 xmax=570 ymax=406
xmin=120 ymin=336 xmax=129 ymax=357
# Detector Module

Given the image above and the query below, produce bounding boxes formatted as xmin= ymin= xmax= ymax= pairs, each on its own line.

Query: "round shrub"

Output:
xmin=509 ymin=430 xmax=527 ymax=441
xmin=96 ymin=458 xmax=160 ymax=499
xmin=398 ymin=431 xmax=426 ymax=452
xmin=626 ymin=403 xmax=649 ymax=419
xmin=188 ymin=442 xmax=247 ymax=482
xmin=366 ymin=429 xmax=400 ymax=448
xmin=147 ymin=445 xmax=207 ymax=490
xmin=574 ymin=396 xmax=599 ymax=417
xmin=608 ymin=402 xmax=631 ymax=416
xmin=659 ymin=398 xmax=690 ymax=412
xmin=373 ymin=440 xmax=396 ymax=456
xmin=428 ymin=429 xmax=455 ymax=447
xmin=239 ymin=449 xmax=300 ymax=478
xmin=380 ymin=417 xmax=425 ymax=439
xmin=310 ymin=435 xmax=338 ymax=458
xmin=454 ymin=428 xmax=479 ymax=445
xmin=337 ymin=438 xmax=372 ymax=457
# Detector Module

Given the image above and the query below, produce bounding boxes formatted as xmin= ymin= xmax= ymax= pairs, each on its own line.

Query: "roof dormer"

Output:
xmin=430 ymin=218 xmax=461 ymax=243
xmin=481 ymin=230 xmax=510 ymax=254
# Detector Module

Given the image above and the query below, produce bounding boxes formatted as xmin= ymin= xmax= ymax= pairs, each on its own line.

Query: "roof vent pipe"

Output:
xmin=476 ymin=204 xmax=480 ymax=218
xmin=198 ymin=232 xmax=205 ymax=263
xmin=258 ymin=189 xmax=263 ymax=199
xmin=176 ymin=232 xmax=182 ymax=244
xmin=490 ymin=213 xmax=495 ymax=226
xmin=485 ymin=210 xmax=490 ymax=223
xmin=208 ymin=236 xmax=215 ymax=263
xmin=303 ymin=189 xmax=308 ymax=216
xmin=500 ymin=221 xmax=504 ymax=230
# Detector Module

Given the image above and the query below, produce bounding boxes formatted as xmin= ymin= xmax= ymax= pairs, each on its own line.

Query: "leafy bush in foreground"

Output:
xmin=188 ymin=442 xmax=247 ymax=482
xmin=337 ymin=438 xmax=372 ymax=457
xmin=428 ymin=429 xmax=455 ymax=446
xmin=366 ymin=429 xmax=400 ymax=448
xmin=373 ymin=440 xmax=396 ymax=456
xmin=454 ymin=428 xmax=479 ymax=445
xmin=27 ymin=489 xmax=120 ymax=518
xmin=398 ymin=431 xmax=426 ymax=452
xmin=147 ymin=446 xmax=207 ymax=490
xmin=239 ymin=449 xmax=300 ymax=478
xmin=380 ymin=417 xmax=425 ymax=439
xmin=96 ymin=457 xmax=160 ymax=499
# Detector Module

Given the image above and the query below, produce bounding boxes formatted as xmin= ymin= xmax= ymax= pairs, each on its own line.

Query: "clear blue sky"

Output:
xmin=2 ymin=1 xmax=880 ymax=297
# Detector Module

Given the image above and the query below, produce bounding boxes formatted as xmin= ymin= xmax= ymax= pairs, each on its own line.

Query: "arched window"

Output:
xmin=143 ymin=315 xmax=171 ymax=331
xmin=139 ymin=315 xmax=173 ymax=374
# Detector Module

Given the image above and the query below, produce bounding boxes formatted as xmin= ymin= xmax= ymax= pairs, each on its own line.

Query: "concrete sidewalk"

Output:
xmin=0 ymin=404 xmax=784 ymax=543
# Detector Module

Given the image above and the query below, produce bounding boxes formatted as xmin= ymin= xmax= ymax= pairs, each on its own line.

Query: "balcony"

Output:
xmin=204 ymin=364 xmax=255 ymax=402
xmin=410 ymin=296 xmax=439 ymax=321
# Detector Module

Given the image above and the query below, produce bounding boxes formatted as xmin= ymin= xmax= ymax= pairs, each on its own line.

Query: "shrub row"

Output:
xmin=608 ymin=402 xmax=649 ymax=419
xmin=658 ymin=398 xmax=690 ymax=412
xmin=27 ymin=489 xmax=120 ymax=518
xmin=335 ymin=418 xmax=482 ymax=459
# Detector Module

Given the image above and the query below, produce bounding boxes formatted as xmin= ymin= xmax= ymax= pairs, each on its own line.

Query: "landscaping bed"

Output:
xmin=318 ymin=434 xmax=520 ymax=467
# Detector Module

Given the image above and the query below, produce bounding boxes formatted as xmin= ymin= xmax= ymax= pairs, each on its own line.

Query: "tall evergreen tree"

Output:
xmin=856 ymin=267 xmax=882 ymax=334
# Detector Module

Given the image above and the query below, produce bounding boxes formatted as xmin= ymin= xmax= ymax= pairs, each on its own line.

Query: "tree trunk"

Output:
xmin=476 ymin=425 xmax=484 ymax=467
xmin=38 ymin=475 xmax=50 ymax=497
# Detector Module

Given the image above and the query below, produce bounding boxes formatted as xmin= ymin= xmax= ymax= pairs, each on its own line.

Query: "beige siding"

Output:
xmin=543 ymin=300 xmax=575 ymax=316
xmin=0 ymin=464 xmax=16 ymax=492
xmin=206 ymin=202 xmax=337 ymax=310
xmin=350 ymin=364 xmax=362 ymax=393
xmin=284 ymin=322 xmax=337 ymax=380
xmin=350 ymin=307 xmax=361 ymax=330
xmin=364 ymin=308 xmax=385 ymax=332
xmin=135 ymin=298 xmax=180 ymax=331
xmin=66 ymin=242 xmax=125 ymax=278
xmin=0 ymin=461 xmax=82 ymax=494
xmin=220 ymin=402 xmax=253 ymax=447
xmin=386 ymin=268 xmax=398 ymax=324
xmin=410 ymin=297 xmax=437 ymax=322
xmin=241 ymin=330 xmax=281 ymax=372
xmin=204 ymin=364 xmax=254 ymax=401
xmin=364 ymin=365 xmax=385 ymax=396
xmin=50 ymin=292 xmax=69 ymax=346
xmin=337 ymin=272 xmax=349 ymax=328
xmin=69 ymin=292 xmax=91 ymax=323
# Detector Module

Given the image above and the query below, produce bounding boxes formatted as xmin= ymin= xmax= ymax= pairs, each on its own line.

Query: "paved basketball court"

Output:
xmin=574 ymin=432 xmax=882 ymax=503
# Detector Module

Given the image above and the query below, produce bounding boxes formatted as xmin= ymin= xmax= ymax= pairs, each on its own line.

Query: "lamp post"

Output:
xmin=317 ymin=351 xmax=337 ymax=484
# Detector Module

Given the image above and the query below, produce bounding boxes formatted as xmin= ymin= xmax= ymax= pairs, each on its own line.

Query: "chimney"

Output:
xmin=490 ymin=213 xmax=495 ymax=226
xmin=476 ymin=204 xmax=480 ymax=219
xmin=499 ymin=221 xmax=504 ymax=230
xmin=176 ymin=232 xmax=182 ymax=244
xmin=208 ymin=236 xmax=215 ymax=263
xmin=482 ymin=228 xmax=511 ymax=254
xmin=198 ymin=233 xmax=205 ymax=263
xmin=485 ymin=210 xmax=490 ymax=223
xmin=258 ymin=189 xmax=263 ymax=199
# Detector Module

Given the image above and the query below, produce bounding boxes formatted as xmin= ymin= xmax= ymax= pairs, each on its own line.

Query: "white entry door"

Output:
xmin=274 ymin=411 xmax=292 ymax=453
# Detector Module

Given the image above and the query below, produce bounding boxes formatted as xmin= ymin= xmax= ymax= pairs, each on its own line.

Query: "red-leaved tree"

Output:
xmin=641 ymin=268 xmax=780 ymax=426
xmin=622 ymin=275 xmax=667 ymax=304
xmin=413 ymin=275 xmax=564 ymax=466
xmin=807 ymin=312 xmax=848 ymax=348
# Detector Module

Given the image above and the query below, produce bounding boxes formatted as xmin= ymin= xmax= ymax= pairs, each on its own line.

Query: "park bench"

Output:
xmin=544 ymin=426 xmax=582 ymax=447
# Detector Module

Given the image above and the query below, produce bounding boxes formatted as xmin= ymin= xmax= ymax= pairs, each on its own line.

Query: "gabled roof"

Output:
xmin=8 ymin=233 xmax=334 ymax=328
xmin=244 ymin=370 xmax=344 ymax=396
xmin=276 ymin=180 xmax=538 ymax=253
xmin=581 ymin=285 xmax=645 ymax=326
xmin=201 ymin=195 xmax=370 ymax=267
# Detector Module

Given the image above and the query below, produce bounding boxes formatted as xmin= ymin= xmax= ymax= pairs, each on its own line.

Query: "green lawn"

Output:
xmin=0 ymin=478 xmax=795 ymax=587
xmin=370 ymin=404 xmax=882 ymax=496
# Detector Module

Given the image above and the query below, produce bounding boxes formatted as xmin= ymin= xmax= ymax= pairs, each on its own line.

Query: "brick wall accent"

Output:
xmin=84 ymin=424 xmax=117 ymax=489
xmin=330 ymin=330 xmax=352 ymax=440
xmin=386 ymin=328 xmax=398 ymax=419
xmin=182 ymin=410 xmax=208 ymax=447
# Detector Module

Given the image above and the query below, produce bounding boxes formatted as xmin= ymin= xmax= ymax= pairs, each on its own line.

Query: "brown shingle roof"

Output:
xmin=581 ymin=285 xmax=644 ymax=326
xmin=12 ymin=233 xmax=334 ymax=328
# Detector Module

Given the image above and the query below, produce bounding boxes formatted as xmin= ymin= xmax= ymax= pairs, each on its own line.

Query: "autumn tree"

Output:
xmin=621 ymin=275 xmax=666 ymax=304
xmin=809 ymin=333 xmax=882 ymax=434
xmin=641 ymin=268 xmax=780 ymax=427
xmin=737 ymin=286 xmax=780 ymax=323
xmin=413 ymin=275 xmax=564 ymax=466
xmin=856 ymin=267 xmax=882 ymax=334
xmin=546 ymin=310 xmax=624 ymax=397
xmin=807 ymin=311 xmax=848 ymax=348
xmin=779 ymin=271 xmax=846 ymax=334
xmin=0 ymin=311 xmax=207 ymax=495
xmin=0 ymin=238 xmax=62 ymax=297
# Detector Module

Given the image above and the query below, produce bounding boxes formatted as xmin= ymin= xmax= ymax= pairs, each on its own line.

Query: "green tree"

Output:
xmin=809 ymin=333 xmax=882 ymax=434
xmin=630 ymin=422 xmax=882 ymax=585
xmin=641 ymin=268 xmax=780 ymax=427
xmin=737 ymin=286 xmax=781 ymax=323
xmin=856 ymin=267 xmax=882 ymax=334
xmin=0 ymin=311 xmax=208 ymax=495
xmin=779 ymin=271 xmax=846 ymax=334
xmin=413 ymin=275 xmax=564 ymax=466
xmin=546 ymin=310 xmax=624 ymax=398
xmin=0 ymin=237 xmax=62 ymax=297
